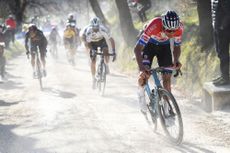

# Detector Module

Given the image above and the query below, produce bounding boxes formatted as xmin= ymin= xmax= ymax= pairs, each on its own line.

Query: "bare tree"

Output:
xmin=88 ymin=0 xmax=108 ymax=25
xmin=3 ymin=0 xmax=57 ymax=30
xmin=115 ymin=0 xmax=138 ymax=45
xmin=196 ymin=0 xmax=213 ymax=51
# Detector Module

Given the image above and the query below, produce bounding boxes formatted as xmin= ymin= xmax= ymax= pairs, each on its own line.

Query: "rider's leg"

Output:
xmin=30 ymin=53 xmax=36 ymax=77
xmin=138 ymin=43 xmax=154 ymax=114
xmin=39 ymin=46 xmax=47 ymax=76
xmin=91 ymin=56 xmax=97 ymax=89
xmin=157 ymin=43 xmax=173 ymax=92
xmin=40 ymin=51 xmax=46 ymax=70
xmin=162 ymin=74 xmax=172 ymax=92
xmin=102 ymin=47 xmax=110 ymax=74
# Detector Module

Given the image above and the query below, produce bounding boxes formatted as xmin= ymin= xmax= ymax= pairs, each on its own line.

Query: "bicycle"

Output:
xmin=49 ymin=42 xmax=58 ymax=59
xmin=92 ymin=47 xmax=114 ymax=96
xmin=144 ymin=67 xmax=183 ymax=144
xmin=27 ymin=50 xmax=44 ymax=90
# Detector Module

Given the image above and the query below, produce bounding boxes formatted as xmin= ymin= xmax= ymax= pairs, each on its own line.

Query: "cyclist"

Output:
xmin=25 ymin=24 xmax=48 ymax=78
xmin=5 ymin=14 xmax=16 ymax=43
xmin=0 ymin=25 xmax=6 ymax=80
xmin=81 ymin=17 xmax=116 ymax=89
xmin=49 ymin=26 xmax=61 ymax=57
xmin=67 ymin=13 xmax=76 ymax=25
xmin=134 ymin=11 xmax=183 ymax=114
xmin=63 ymin=23 xmax=77 ymax=64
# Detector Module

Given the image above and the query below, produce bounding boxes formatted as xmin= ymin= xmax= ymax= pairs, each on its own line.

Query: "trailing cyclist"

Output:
xmin=49 ymin=26 xmax=61 ymax=58
xmin=134 ymin=11 xmax=183 ymax=114
xmin=25 ymin=24 xmax=48 ymax=78
xmin=0 ymin=25 xmax=6 ymax=81
xmin=81 ymin=17 xmax=116 ymax=89
xmin=63 ymin=23 xmax=77 ymax=65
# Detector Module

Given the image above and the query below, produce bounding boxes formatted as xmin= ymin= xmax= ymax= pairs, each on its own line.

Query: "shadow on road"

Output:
xmin=43 ymin=87 xmax=77 ymax=99
xmin=0 ymin=80 xmax=24 ymax=90
xmin=174 ymin=141 xmax=215 ymax=153
xmin=0 ymin=124 xmax=51 ymax=153
xmin=0 ymin=100 xmax=22 ymax=107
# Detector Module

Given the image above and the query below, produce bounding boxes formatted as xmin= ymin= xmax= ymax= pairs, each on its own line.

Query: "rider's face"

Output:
xmin=164 ymin=28 xmax=176 ymax=38
xmin=92 ymin=26 xmax=99 ymax=32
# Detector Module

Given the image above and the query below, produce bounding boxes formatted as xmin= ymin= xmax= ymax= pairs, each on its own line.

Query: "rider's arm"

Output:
xmin=173 ymin=45 xmax=181 ymax=64
xmin=109 ymin=37 xmax=115 ymax=53
xmin=134 ymin=43 xmax=145 ymax=71
xmin=25 ymin=32 xmax=29 ymax=52
xmin=134 ymin=29 xmax=151 ymax=71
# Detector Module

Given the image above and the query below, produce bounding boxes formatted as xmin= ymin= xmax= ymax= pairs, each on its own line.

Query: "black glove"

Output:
xmin=26 ymin=51 xmax=30 ymax=55
xmin=112 ymin=53 xmax=116 ymax=62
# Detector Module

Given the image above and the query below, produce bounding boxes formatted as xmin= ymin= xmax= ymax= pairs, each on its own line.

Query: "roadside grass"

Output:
xmin=5 ymin=41 xmax=25 ymax=59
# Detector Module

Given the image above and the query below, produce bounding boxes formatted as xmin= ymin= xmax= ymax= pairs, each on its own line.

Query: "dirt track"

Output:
xmin=0 ymin=46 xmax=229 ymax=153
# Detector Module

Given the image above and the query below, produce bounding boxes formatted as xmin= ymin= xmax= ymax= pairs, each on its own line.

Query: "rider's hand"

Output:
xmin=173 ymin=61 xmax=182 ymax=70
xmin=26 ymin=51 xmax=30 ymax=55
xmin=138 ymin=70 xmax=151 ymax=86
xmin=112 ymin=53 xmax=116 ymax=62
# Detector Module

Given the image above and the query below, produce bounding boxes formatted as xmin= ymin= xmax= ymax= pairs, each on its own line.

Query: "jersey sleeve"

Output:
xmin=137 ymin=20 xmax=156 ymax=46
xmin=174 ymin=23 xmax=184 ymax=46
xmin=100 ymin=26 xmax=111 ymax=39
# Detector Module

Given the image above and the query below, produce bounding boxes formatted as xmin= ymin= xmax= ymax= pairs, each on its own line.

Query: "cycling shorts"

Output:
xmin=89 ymin=38 xmax=108 ymax=61
xmin=89 ymin=38 xmax=108 ymax=51
xmin=30 ymin=42 xmax=47 ymax=57
xmin=142 ymin=43 xmax=173 ymax=67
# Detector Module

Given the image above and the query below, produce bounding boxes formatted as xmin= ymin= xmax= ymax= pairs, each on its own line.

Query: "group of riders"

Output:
xmin=2 ymin=10 xmax=184 ymax=116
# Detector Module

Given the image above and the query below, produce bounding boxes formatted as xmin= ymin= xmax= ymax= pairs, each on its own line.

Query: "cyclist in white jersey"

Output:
xmin=81 ymin=17 xmax=116 ymax=89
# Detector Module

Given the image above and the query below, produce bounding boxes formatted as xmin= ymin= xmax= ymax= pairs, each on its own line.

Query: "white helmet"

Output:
xmin=90 ymin=17 xmax=101 ymax=28
xmin=68 ymin=13 xmax=74 ymax=19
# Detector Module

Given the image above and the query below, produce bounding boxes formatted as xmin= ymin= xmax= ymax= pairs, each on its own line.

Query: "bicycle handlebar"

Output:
xmin=149 ymin=67 xmax=182 ymax=77
xmin=92 ymin=50 xmax=115 ymax=56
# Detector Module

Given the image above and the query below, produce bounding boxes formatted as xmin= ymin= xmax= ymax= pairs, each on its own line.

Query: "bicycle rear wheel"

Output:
xmin=157 ymin=88 xmax=183 ymax=144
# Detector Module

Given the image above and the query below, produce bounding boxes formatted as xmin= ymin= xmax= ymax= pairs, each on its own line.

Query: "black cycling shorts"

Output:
xmin=30 ymin=42 xmax=47 ymax=57
xmin=142 ymin=43 xmax=173 ymax=67
xmin=89 ymin=38 xmax=108 ymax=51
xmin=89 ymin=38 xmax=108 ymax=60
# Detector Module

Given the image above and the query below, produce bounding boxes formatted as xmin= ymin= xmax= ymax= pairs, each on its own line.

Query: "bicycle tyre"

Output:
xmin=145 ymin=90 xmax=157 ymax=131
xmin=157 ymin=88 xmax=183 ymax=144
xmin=99 ymin=63 xmax=106 ymax=96
xmin=36 ymin=60 xmax=43 ymax=90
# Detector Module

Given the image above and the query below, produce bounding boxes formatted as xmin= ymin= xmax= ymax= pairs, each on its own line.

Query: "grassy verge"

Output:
xmin=5 ymin=41 xmax=25 ymax=59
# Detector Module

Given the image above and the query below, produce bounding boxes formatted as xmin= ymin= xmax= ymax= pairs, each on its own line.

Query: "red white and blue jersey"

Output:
xmin=138 ymin=17 xmax=184 ymax=46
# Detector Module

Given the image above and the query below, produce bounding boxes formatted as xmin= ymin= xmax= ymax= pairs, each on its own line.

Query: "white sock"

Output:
xmin=138 ymin=87 xmax=147 ymax=113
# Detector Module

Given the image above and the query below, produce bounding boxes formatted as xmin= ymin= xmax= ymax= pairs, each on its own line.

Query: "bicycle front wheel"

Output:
xmin=97 ymin=63 xmax=106 ymax=96
xmin=157 ymin=88 xmax=183 ymax=144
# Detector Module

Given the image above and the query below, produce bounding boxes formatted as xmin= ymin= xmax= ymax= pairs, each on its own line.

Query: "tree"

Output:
xmin=115 ymin=0 xmax=138 ymax=45
xmin=3 ymin=0 xmax=57 ymax=30
xmin=88 ymin=0 xmax=108 ymax=25
xmin=196 ymin=0 xmax=213 ymax=51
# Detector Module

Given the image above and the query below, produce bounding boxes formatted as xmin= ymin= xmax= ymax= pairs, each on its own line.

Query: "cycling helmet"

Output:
xmin=162 ymin=11 xmax=180 ymax=30
xmin=28 ymin=23 xmax=37 ymax=31
xmin=90 ymin=17 xmax=101 ymax=28
xmin=68 ymin=13 xmax=74 ymax=19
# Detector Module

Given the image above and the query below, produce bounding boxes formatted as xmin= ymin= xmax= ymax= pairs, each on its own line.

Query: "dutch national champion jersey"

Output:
xmin=138 ymin=17 xmax=184 ymax=46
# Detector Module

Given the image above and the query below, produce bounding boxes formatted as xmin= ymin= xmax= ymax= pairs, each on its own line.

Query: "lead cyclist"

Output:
xmin=134 ymin=10 xmax=184 ymax=115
